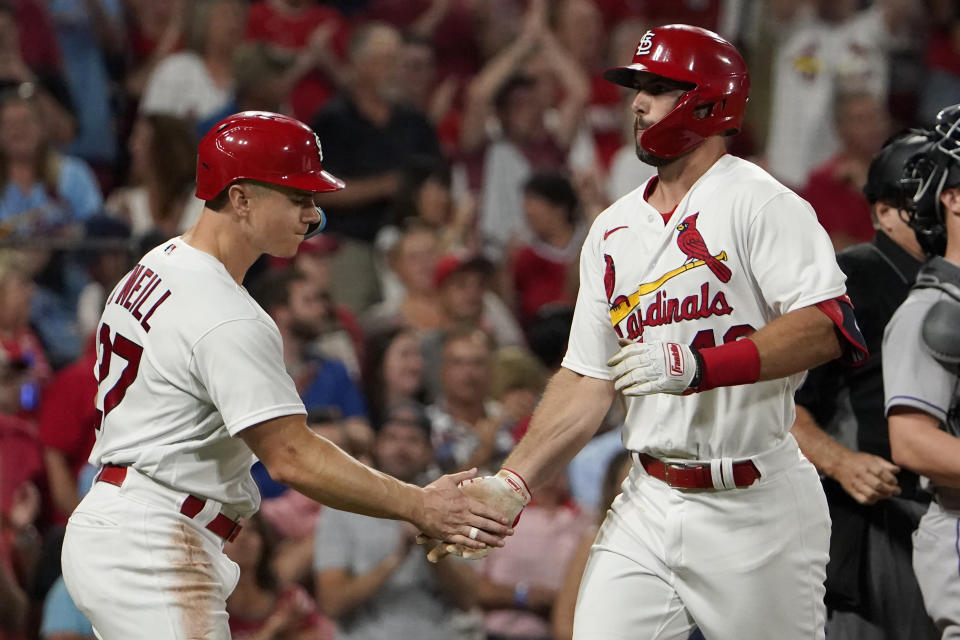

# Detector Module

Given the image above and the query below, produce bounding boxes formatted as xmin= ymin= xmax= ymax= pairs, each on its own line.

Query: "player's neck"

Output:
xmin=182 ymin=211 xmax=259 ymax=285
xmin=650 ymin=139 xmax=726 ymax=212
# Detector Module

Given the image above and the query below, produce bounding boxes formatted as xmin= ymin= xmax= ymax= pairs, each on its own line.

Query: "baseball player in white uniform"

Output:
xmin=883 ymin=104 xmax=960 ymax=638
xmin=60 ymin=111 xmax=512 ymax=639
xmin=425 ymin=25 xmax=869 ymax=640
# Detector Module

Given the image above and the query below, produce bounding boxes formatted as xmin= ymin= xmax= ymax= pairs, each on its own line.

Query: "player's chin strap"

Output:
xmin=304 ymin=205 xmax=328 ymax=239
xmin=912 ymin=257 xmax=960 ymax=367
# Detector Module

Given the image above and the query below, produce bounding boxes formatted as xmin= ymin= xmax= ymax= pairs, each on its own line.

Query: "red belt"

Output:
xmin=96 ymin=465 xmax=243 ymax=542
xmin=637 ymin=453 xmax=760 ymax=489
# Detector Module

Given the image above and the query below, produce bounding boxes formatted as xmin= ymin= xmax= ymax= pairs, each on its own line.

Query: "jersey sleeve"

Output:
xmin=882 ymin=299 xmax=956 ymax=422
xmin=561 ymin=227 xmax=620 ymax=379
xmin=746 ymin=193 xmax=847 ymax=315
xmin=189 ymin=318 xmax=305 ymax=436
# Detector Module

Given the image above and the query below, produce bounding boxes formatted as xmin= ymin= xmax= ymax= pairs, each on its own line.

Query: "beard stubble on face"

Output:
xmin=634 ymin=117 xmax=672 ymax=167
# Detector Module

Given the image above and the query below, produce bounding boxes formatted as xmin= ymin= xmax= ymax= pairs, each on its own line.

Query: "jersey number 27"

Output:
xmin=94 ymin=322 xmax=143 ymax=429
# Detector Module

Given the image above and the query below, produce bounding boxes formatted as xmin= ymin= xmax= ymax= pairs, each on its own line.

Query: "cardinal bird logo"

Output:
xmin=676 ymin=213 xmax=732 ymax=283
xmin=603 ymin=254 xmax=616 ymax=302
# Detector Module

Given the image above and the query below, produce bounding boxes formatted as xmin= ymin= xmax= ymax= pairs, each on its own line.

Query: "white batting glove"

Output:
xmin=425 ymin=469 xmax=531 ymax=563
xmin=607 ymin=340 xmax=699 ymax=396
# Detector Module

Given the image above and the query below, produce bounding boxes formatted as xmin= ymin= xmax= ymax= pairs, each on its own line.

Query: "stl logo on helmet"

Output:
xmin=636 ymin=30 xmax=655 ymax=56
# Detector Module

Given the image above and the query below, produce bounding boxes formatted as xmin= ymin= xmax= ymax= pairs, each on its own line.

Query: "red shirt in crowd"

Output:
xmin=800 ymin=155 xmax=875 ymax=248
xmin=511 ymin=244 xmax=575 ymax=325
xmin=37 ymin=342 xmax=98 ymax=480
xmin=244 ymin=1 xmax=350 ymax=123
xmin=229 ymin=585 xmax=335 ymax=640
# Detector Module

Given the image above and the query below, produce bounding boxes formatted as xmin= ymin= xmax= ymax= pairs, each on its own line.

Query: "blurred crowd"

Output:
xmin=0 ymin=0 xmax=956 ymax=638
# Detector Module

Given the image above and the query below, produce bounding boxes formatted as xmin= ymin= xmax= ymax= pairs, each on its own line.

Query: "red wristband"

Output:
xmin=696 ymin=338 xmax=761 ymax=392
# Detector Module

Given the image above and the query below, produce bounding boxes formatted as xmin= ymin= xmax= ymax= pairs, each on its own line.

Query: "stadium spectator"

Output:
xmin=104 ymin=114 xmax=200 ymax=240
xmin=0 ymin=349 xmax=43 ymax=640
xmin=552 ymin=0 xmax=620 ymax=171
xmin=426 ymin=329 xmax=514 ymax=474
xmin=243 ymin=0 xmax=349 ymax=123
xmin=393 ymin=33 xmax=460 ymax=152
xmin=459 ymin=0 xmax=589 ymax=260
xmin=474 ymin=466 xmax=593 ymax=640
xmin=251 ymin=267 xmax=373 ymax=457
xmin=74 ymin=215 xmax=133 ymax=340
xmin=380 ymin=157 xmax=475 ymax=256
xmin=313 ymin=400 xmax=474 ymax=640
xmin=361 ymin=326 xmax=427 ymax=429
xmin=36 ymin=333 xmax=97 ymax=522
xmin=46 ymin=0 xmax=125 ymax=181
xmin=227 ymin=513 xmax=335 ymax=640
xmin=0 ymin=3 xmax=73 ymax=147
xmin=290 ymin=235 xmax=364 ymax=378
xmin=489 ymin=346 xmax=548 ymax=439
xmin=438 ymin=251 xmax=524 ymax=342
xmin=231 ymin=42 xmax=298 ymax=115
xmin=311 ymin=21 xmax=441 ymax=314
xmin=0 ymin=89 xmax=102 ymax=235
xmin=765 ymin=0 xmax=889 ymax=188
xmin=510 ymin=170 xmax=584 ymax=325
xmin=363 ymin=222 xmax=442 ymax=334
xmin=0 ymin=252 xmax=50 ymax=404
xmin=361 ymin=0 xmax=483 ymax=85
xmin=139 ymin=0 xmax=246 ymax=132
xmin=419 ymin=250 xmax=525 ymax=398
xmin=123 ymin=0 xmax=187 ymax=103
xmin=801 ymin=90 xmax=891 ymax=251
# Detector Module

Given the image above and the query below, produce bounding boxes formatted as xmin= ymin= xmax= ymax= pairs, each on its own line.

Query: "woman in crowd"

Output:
xmin=104 ymin=114 xmax=200 ymax=240
xmin=226 ymin=513 xmax=334 ymax=640
xmin=362 ymin=326 xmax=428 ymax=429
xmin=0 ymin=89 xmax=101 ymax=236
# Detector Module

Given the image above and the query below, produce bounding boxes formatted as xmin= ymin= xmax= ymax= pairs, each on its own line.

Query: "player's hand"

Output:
xmin=607 ymin=339 xmax=698 ymax=395
xmin=416 ymin=468 xmax=514 ymax=553
xmin=422 ymin=468 xmax=531 ymax=563
xmin=831 ymin=451 xmax=901 ymax=505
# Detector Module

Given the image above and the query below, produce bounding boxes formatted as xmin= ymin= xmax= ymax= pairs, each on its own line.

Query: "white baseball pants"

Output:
xmin=573 ymin=437 xmax=830 ymax=640
xmin=61 ymin=467 xmax=241 ymax=639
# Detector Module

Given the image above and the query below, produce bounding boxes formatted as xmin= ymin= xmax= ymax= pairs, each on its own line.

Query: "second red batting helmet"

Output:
xmin=196 ymin=111 xmax=345 ymax=235
xmin=603 ymin=24 xmax=750 ymax=159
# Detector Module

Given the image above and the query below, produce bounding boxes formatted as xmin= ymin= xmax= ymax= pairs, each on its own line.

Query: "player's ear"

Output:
xmin=940 ymin=186 xmax=960 ymax=215
xmin=227 ymin=182 xmax=253 ymax=217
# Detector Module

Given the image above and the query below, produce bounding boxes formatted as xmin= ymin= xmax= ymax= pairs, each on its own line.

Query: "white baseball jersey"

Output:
xmin=562 ymin=154 xmax=847 ymax=459
xmin=89 ymin=238 xmax=305 ymax=517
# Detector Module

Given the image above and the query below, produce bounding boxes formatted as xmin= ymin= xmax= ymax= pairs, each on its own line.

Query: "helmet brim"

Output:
xmin=282 ymin=169 xmax=346 ymax=194
xmin=603 ymin=64 xmax=654 ymax=88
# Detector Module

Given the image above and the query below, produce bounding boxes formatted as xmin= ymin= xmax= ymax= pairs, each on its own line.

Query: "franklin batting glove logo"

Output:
xmin=667 ymin=342 xmax=685 ymax=377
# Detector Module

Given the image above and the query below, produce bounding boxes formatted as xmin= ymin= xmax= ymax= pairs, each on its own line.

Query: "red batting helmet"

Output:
xmin=603 ymin=24 xmax=750 ymax=159
xmin=196 ymin=111 xmax=345 ymax=235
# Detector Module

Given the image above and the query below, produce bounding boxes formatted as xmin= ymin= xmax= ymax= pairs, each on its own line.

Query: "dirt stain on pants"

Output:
xmin=169 ymin=522 xmax=221 ymax=639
